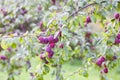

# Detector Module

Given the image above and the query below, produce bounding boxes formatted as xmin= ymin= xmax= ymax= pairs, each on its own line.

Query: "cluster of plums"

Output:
xmin=95 ymin=56 xmax=108 ymax=73
xmin=96 ymin=56 xmax=105 ymax=67
xmin=84 ymin=16 xmax=94 ymax=50
xmin=38 ymin=28 xmax=64 ymax=63
xmin=39 ymin=35 xmax=58 ymax=57
xmin=95 ymin=55 xmax=117 ymax=74
xmin=38 ymin=34 xmax=61 ymax=63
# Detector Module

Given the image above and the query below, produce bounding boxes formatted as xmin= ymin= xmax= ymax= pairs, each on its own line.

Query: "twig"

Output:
xmin=64 ymin=68 xmax=81 ymax=80
xmin=68 ymin=30 xmax=81 ymax=36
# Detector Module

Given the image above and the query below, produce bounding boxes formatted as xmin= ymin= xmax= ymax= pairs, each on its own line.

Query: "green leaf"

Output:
xmin=36 ymin=75 xmax=44 ymax=80
xmin=91 ymin=15 xmax=97 ymax=23
xmin=62 ymin=28 xmax=71 ymax=37
xmin=116 ymin=1 xmax=120 ymax=11
xmin=82 ymin=70 xmax=88 ymax=78
xmin=1 ymin=41 xmax=8 ymax=49
xmin=19 ymin=37 xmax=24 ymax=43
xmin=43 ymin=65 xmax=50 ymax=75
xmin=79 ymin=16 xmax=85 ymax=27
xmin=105 ymin=48 xmax=114 ymax=60
xmin=101 ymin=75 xmax=108 ymax=80
xmin=11 ymin=42 xmax=17 ymax=48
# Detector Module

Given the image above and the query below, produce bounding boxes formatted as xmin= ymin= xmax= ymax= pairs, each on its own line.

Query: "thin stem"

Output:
xmin=65 ymin=68 xmax=81 ymax=80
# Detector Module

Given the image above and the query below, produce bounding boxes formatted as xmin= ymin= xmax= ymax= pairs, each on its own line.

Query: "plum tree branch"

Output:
xmin=66 ymin=1 xmax=107 ymax=21
xmin=64 ymin=1 xmax=107 ymax=37
xmin=0 ymin=1 xmax=107 ymax=39
xmin=1 ymin=33 xmax=37 ymax=39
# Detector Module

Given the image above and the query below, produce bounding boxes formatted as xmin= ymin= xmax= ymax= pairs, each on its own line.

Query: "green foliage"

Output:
xmin=0 ymin=0 xmax=120 ymax=80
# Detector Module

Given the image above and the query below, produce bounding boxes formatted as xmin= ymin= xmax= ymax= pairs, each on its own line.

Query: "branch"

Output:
xmin=66 ymin=1 xmax=107 ymax=21
xmin=1 ymin=1 xmax=107 ymax=39
xmin=63 ymin=1 xmax=107 ymax=38
xmin=1 ymin=33 xmax=37 ymax=39
xmin=68 ymin=30 xmax=81 ymax=36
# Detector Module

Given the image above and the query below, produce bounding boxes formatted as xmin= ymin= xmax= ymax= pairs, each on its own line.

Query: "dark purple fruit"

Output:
xmin=48 ymin=35 xmax=54 ymax=43
xmin=115 ymin=38 xmax=120 ymax=44
xmin=36 ymin=53 xmax=39 ymax=56
xmin=103 ymin=67 xmax=108 ymax=73
xmin=2 ymin=11 xmax=7 ymax=16
xmin=38 ymin=37 xmax=45 ymax=43
xmin=45 ymin=59 xmax=49 ymax=64
xmin=113 ymin=55 xmax=117 ymax=60
xmin=37 ymin=5 xmax=42 ymax=11
xmin=85 ymin=32 xmax=91 ymax=38
xmin=40 ymin=54 xmax=45 ymax=60
xmin=114 ymin=13 xmax=119 ymax=19
xmin=54 ymin=37 xmax=59 ymax=43
xmin=51 ymin=0 xmax=56 ymax=5
xmin=7 ymin=48 xmax=12 ymax=52
xmin=0 ymin=55 xmax=7 ymax=60
xmin=46 ymin=46 xmax=52 ymax=53
xmin=38 ymin=37 xmax=48 ymax=44
xmin=1 ymin=8 xmax=8 ymax=16
xmin=117 ymin=33 xmax=120 ymax=39
xmin=20 ymin=24 xmax=25 ymax=31
xmin=58 ymin=31 xmax=62 ymax=37
xmin=96 ymin=56 xmax=105 ymax=67
xmin=38 ymin=21 xmax=43 ymax=29
xmin=50 ymin=43 xmax=55 ymax=48
xmin=96 ymin=60 xmax=102 ymax=67
xmin=99 ymin=56 xmax=105 ymax=62
xmin=44 ymin=38 xmax=49 ymax=44
xmin=20 ymin=8 xmax=28 ymax=15
xmin=87 ymin=39 xmax=93 ymax=44
xmin=86 ymin=16 xmax=91 ymax=24
xmin=48 ymin=50 xmax=54 ymax=58
xmin=59 ymin=43 xmax=64 ymax=48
